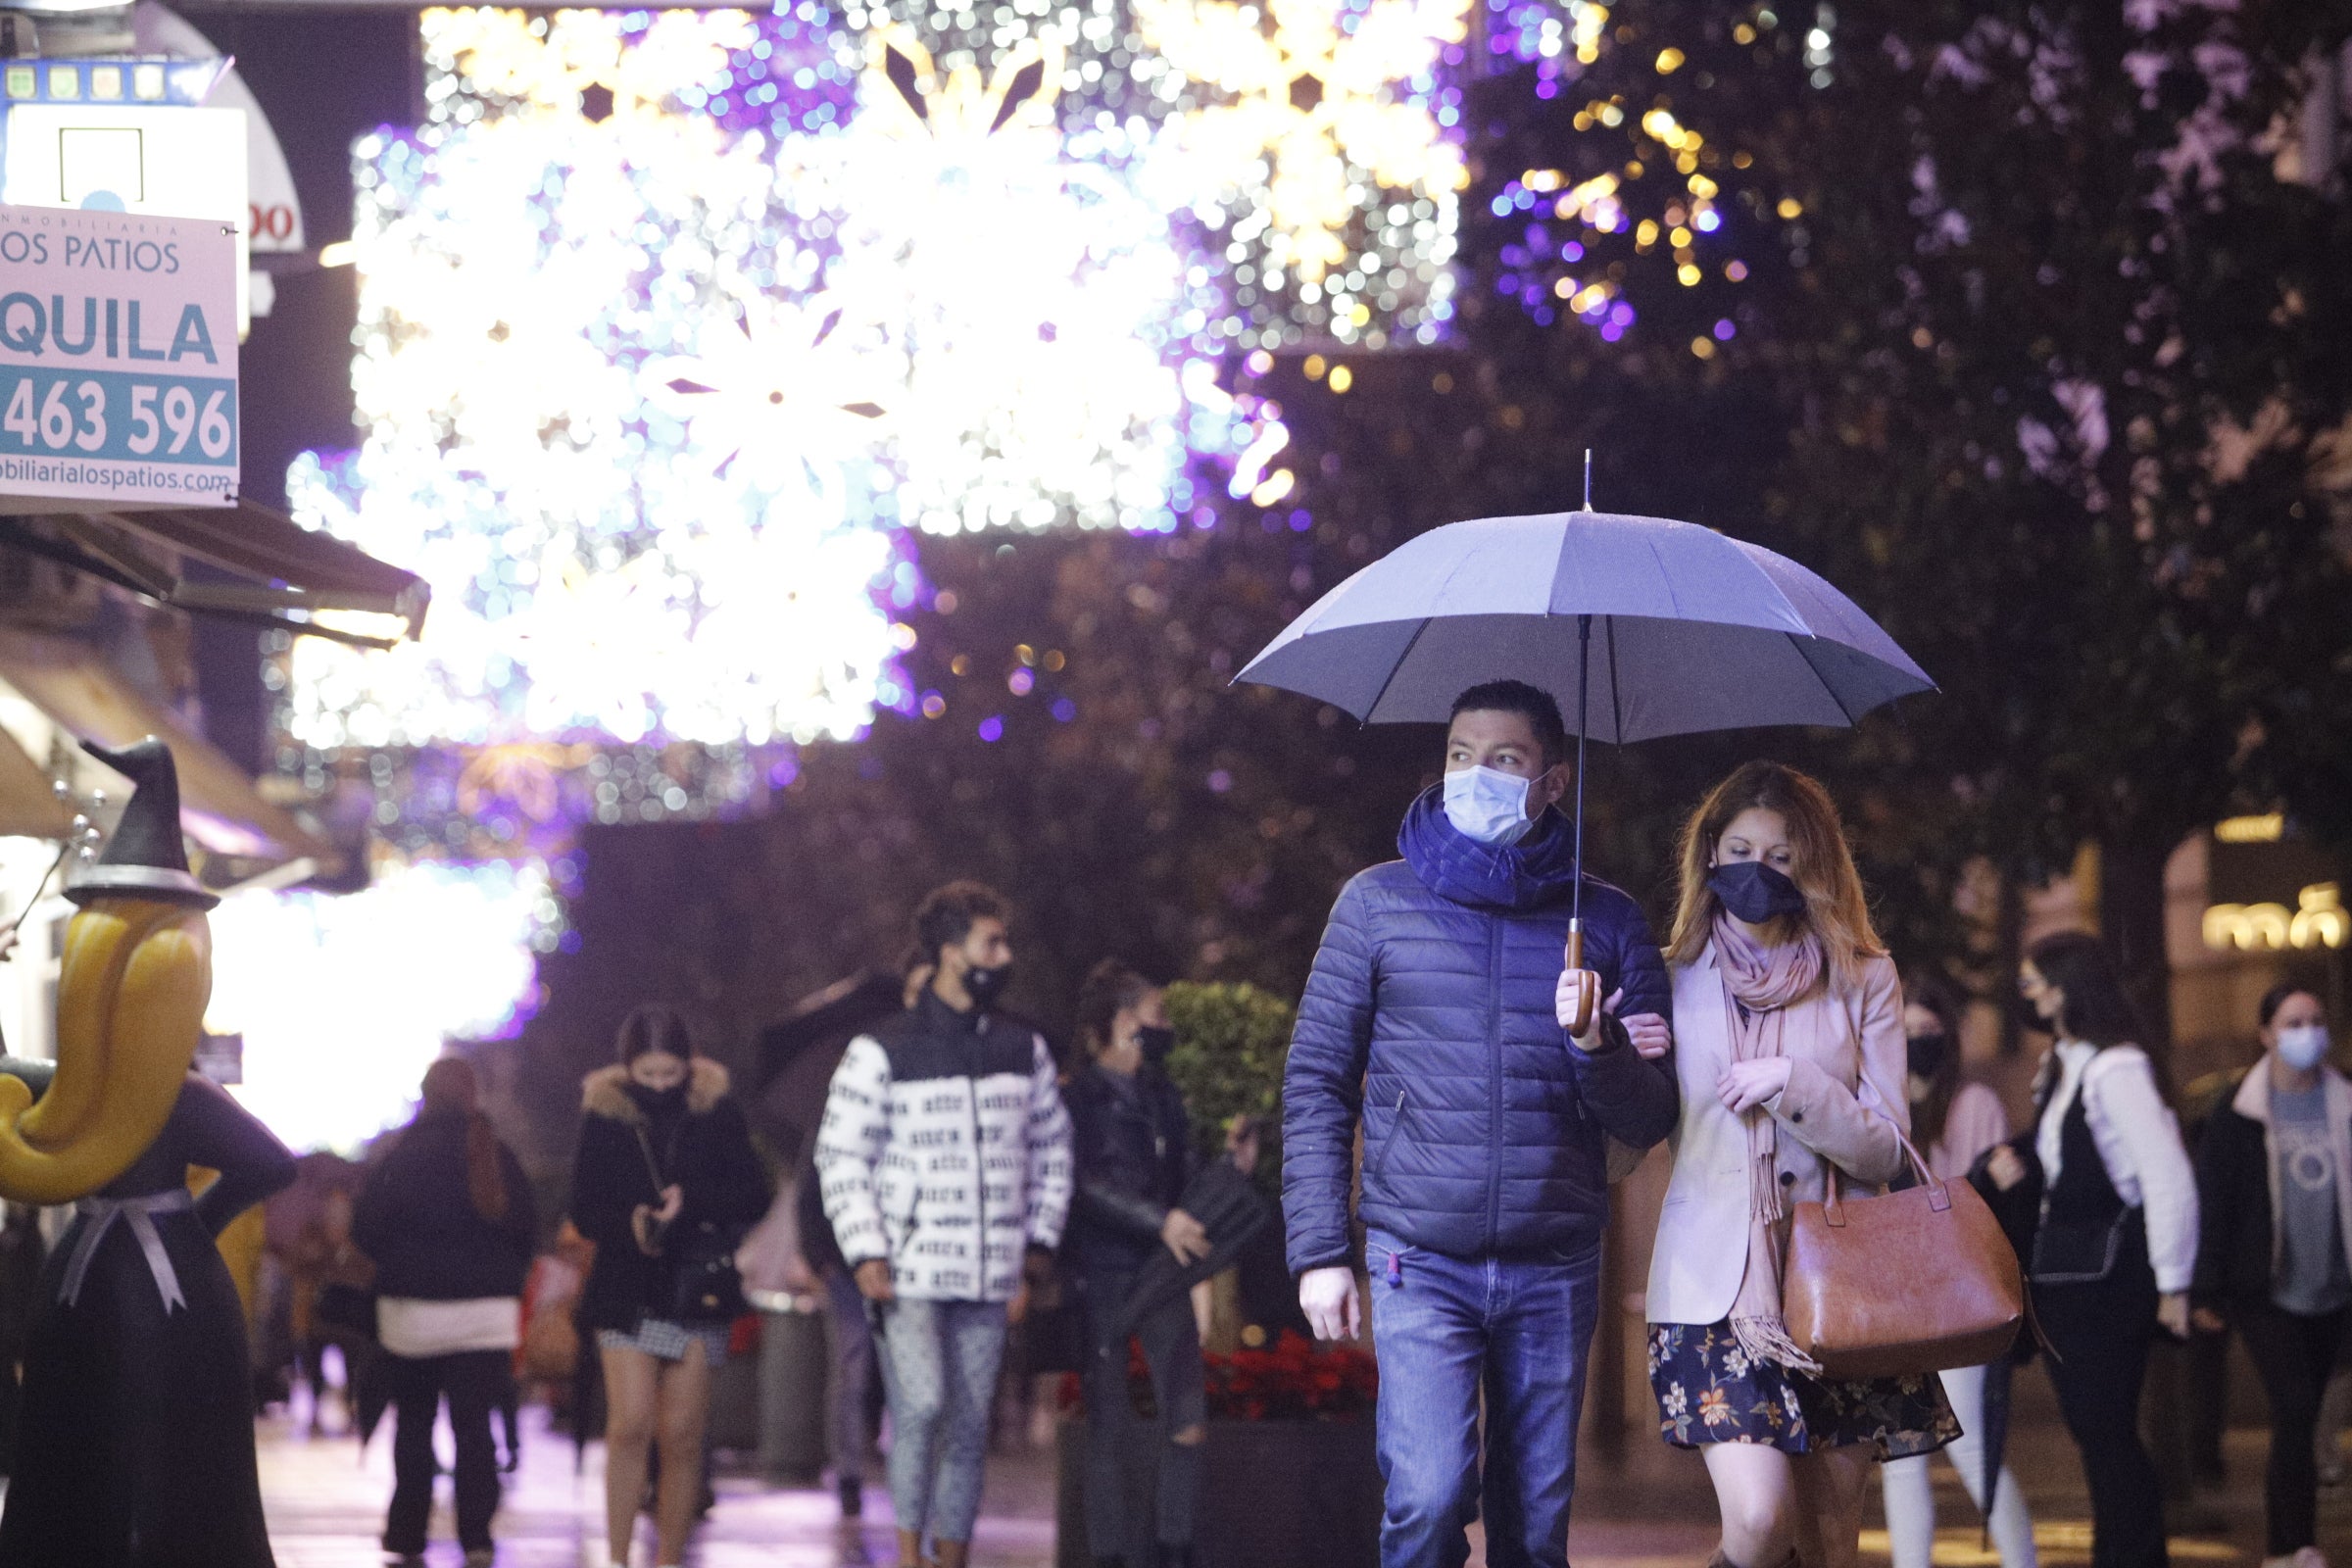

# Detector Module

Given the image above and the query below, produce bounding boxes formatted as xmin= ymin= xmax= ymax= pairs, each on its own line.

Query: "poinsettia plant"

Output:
xmin=1062 ymin=1329 xmax=1379 ymax=1424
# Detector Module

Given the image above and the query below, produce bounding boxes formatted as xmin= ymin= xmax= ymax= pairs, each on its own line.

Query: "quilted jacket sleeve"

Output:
xmin=1024 ymin=1031 xmax=1074 ymax=1250
xmin=813 ymin=1035 xmax=893 ymax=1269
xmin=1570 ymin=887 xmax=1679 ymax=1150
xmin=1283 ymin=875 xmax=1377 ymax=1275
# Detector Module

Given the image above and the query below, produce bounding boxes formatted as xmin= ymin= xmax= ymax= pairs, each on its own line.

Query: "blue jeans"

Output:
xmin=874 ymin=1297 xmax=1008 ymax=1545
xmin=1367 ymin=1230 xmax=1602 ymax=1568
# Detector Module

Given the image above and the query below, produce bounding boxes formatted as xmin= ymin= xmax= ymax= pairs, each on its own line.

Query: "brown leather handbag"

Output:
xmin=1782 ymin=1135 xmax=2025 ymax=1380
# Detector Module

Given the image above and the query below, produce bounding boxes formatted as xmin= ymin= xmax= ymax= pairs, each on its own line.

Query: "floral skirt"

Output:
xmin=1646 ymin=1321 xmax=1958 ymax=1459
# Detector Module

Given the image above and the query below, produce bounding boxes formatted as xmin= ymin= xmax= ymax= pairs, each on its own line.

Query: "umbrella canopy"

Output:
xmin=1235 ymin=510 xmax=1932 ymax=736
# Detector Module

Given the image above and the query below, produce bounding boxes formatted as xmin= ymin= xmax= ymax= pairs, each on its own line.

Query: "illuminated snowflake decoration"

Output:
xmin=1136 ymin=0 xmax=1468 ymax=345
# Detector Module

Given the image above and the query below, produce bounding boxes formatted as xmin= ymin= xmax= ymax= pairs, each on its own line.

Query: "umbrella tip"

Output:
xmin=1582 ymin=450 xmax=1593 ymax=512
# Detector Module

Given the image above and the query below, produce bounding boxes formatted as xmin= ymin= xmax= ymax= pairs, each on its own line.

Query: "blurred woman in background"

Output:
xmin=1065 ymin=959 xmax=1207 ymax=1568
xmin=1879 ymin=977 xmax=2035 ymax=1568
xmin=1985 ymin=932 xmax=2196 ymax=1568
xmin=354 ymin=1057 xmax=536 ymax=1568
xmin=2193 ymin=984 xmax=2347 ymax=1568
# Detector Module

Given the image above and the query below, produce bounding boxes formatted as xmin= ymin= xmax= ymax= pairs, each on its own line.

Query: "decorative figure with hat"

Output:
xmin=0 ymin=737 xmax=296 ymax=1568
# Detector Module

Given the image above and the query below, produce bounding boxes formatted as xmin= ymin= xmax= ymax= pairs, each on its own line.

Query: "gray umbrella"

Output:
xmin=1235 ymin=507 xmax=1934 ymax=998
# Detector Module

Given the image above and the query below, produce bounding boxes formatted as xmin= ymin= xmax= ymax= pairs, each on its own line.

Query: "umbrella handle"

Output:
xmin=1563 ymin=925 xmax=1595 ymax=1034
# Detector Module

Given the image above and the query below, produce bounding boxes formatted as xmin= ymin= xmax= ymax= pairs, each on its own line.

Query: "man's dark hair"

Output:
xmin=1449 ymin=680 xmax=1569 ymax=767
xmin=913 ymin=880 xmax=1011 ymax=962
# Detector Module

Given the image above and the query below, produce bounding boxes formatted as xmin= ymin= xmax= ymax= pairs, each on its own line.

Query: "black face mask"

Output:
xmin=2014 ymin=992 xmax=2055 ymax=1036
xmin=1135 ymin=1025 xmax=1177 ymax=1066
xmin=626 ymin=1078 xmax=688 ymax=1117
xmin=1906 ymin=1032 xmax=1950 ymax=1083
xmin=1708 ymin=860 xmax=1808 ymax=925
xmin=962 ymin=963 xmax=1011 ymax=1010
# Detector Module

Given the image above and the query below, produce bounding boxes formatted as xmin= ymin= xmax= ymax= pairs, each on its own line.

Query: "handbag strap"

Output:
xmin=632 ymin=1124 xmax=667 ymax=1198
xmin=1821 ymin=1131 xmax=1947 ymax=1227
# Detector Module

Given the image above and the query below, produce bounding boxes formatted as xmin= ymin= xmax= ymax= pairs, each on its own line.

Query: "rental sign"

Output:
xmin=0 ymin=206 xmax=237 ymax=511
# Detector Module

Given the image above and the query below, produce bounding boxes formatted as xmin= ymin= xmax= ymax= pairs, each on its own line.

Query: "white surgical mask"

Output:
xmin=1443 ymin=765 xmax=1535 ymax=846
xmin=2278 ymin=1024 xmax=2332 ymax=1073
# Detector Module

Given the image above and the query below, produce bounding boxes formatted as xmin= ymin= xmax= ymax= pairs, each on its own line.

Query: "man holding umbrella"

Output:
xmin=1283 ymin=678 xmax=1676 ymax=1568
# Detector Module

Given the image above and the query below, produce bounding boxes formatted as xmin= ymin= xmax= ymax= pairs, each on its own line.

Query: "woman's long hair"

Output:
xmin=615 ymin=1002 xmax=695 ymax=1063
xmin=1665 ymin=760 xmax=1886 ymax=989
xmin=419 ymin=1056 xmax=508 ymax=1223
xmin=2026 ymin=929 xmax=2173 ymax=1102
xmin=1903 ymin=973 xmax=1966 ymax=1155
xmin=1073 ymin=959 xmax=1155 ymax=1060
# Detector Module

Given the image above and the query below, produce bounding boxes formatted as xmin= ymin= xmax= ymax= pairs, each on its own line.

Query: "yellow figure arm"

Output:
xmin=0 ymin=898 xmax=212 ymax=1205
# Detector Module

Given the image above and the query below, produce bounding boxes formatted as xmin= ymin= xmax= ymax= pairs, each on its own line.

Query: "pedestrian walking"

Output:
xmin=797 ymin=1162 xmax=880 ymax=1515
xmin=352 ymin=1057 xmax=538 ymax=1568
xmin=1984 ymin=932 xmax=2197 ymax=1568
xmin=572 ymin=1004 xmax=772 ymax=1568
xmin=1283 ymin=679 xmax=1677 ymax=1568
xmin=1645 ymin=761 xmax=1956 ymax=1568
xmin=2192 ymin=984 xmax=2347 ymax=1568
xmin=813 ymin=881 xmax=1074 ymax=1568
xmin=1879 ymin=976 xmax=2036 ymax=1568
xmin=1066 ymin=959 xmax=1212 ymax=1568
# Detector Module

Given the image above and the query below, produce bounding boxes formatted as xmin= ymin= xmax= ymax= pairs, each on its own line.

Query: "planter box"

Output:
xmin=1055 ymin=1415 xmax=1381 ymax=1568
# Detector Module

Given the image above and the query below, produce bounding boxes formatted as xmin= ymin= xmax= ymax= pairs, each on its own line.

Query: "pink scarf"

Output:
xmin=1714 ymin=912 xmax=1825 ymax=1372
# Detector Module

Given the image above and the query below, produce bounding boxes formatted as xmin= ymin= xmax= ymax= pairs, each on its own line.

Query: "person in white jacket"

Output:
xmin=813 ymin=881 xmax=1072 ymax=1568
xmin=1985 ymin=931 xmax=2197 ymax=1568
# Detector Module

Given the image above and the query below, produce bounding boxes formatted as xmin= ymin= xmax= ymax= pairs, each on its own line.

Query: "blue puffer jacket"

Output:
xmin=1282 ymin=787 xmax=1677 ymax=1272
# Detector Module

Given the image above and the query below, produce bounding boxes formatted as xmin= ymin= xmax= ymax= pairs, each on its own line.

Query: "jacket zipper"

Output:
xmin=1485 ymin=914 xmax=1503 ymax=1252
xmin=1370 ymin=1089 xmax=1408 ymax=1179
xmin=967 ymin=1027 xmax=989 ymax=1293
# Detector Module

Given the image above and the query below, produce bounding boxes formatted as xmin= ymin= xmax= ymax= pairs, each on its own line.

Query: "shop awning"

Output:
xmin=0 ymin=722 xmax=74 ymax=842
xmin=0 ymin=628 xmax=336 ymax=866
xmin=0 ymin=503 xmax=429 ymax=649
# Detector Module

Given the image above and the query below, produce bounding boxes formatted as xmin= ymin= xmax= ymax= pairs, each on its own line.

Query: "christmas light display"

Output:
xmin=262 ymin=0 xmax=1506 ymax=1141
xmin=206 ymin=856 xmax=559 ymax=1152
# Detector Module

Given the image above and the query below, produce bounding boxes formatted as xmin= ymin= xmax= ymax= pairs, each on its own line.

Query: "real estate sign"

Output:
xmin=0 ymin=205 xmax=237 ymax=511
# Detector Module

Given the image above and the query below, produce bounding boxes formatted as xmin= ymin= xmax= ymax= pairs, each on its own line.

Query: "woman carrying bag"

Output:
xmin=1984 ymin=933 xmax=2196 ymax=1568
xmin=1878 ymin=978 xmax=2036 ymax=1568
xmin=2191 ymin=984 xmax=2347 ymax=1568
xmin=1642 ymin=761 xmax=1956 ymax=1568
xmin=572 ymin=1004 xmax=770 ymax=1568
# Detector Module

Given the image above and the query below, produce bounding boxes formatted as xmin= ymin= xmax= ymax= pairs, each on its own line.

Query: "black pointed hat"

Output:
xmin=65 ymin=737 xmax=219 ymax=909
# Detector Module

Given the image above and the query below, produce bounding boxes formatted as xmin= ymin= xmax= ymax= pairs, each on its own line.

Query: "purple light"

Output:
xmin=978 ymin=715 xmax=1004 ymax=742
xmin=1561 ymin=241 xmax=1585 ymax=262
xmin=1289 ymin=510 xmax=1313 ymax=531
xmin=1052 ymin=698 xmax=1077 ymax=722
xmin=1599 ymin=321 xmax=1624 ymax=341
xmin=1208 ymin=769 xmax=1234 ymax=793
xmin=1714 ymin=318 xmax=1737 ymax=341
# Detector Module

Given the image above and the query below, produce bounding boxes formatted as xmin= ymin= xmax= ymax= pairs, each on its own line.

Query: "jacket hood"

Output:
xmin=1397 ymin=783 xmax=1582 ymax=912
xmin=582 ymin=1057 xmax=731 ymax=1122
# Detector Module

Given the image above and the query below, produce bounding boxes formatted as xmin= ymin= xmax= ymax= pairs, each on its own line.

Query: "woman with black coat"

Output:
xmin=353 ymin=1058 xmax=536 ymax=1567
xmin=571 ymin=1004 xmax=769 ymax=1568
xmin=1065 ymin=960 xmax=1215 ymax=1568
xmin=2191 ymin=985 xmax=2347 ymax=1568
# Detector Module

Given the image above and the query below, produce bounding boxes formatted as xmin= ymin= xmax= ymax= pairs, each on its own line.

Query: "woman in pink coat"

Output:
xmin=1643 ymin=762 xmax=1956 ymax=1568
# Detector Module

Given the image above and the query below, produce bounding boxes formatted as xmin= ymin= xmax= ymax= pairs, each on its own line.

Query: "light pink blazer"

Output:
xmin=1643 ymin=941 xmax=1910 ymax=1328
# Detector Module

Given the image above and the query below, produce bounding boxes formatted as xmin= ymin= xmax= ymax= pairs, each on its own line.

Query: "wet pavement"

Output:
xmin=251 ymin=1363 xmax=2350 ymax=1568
